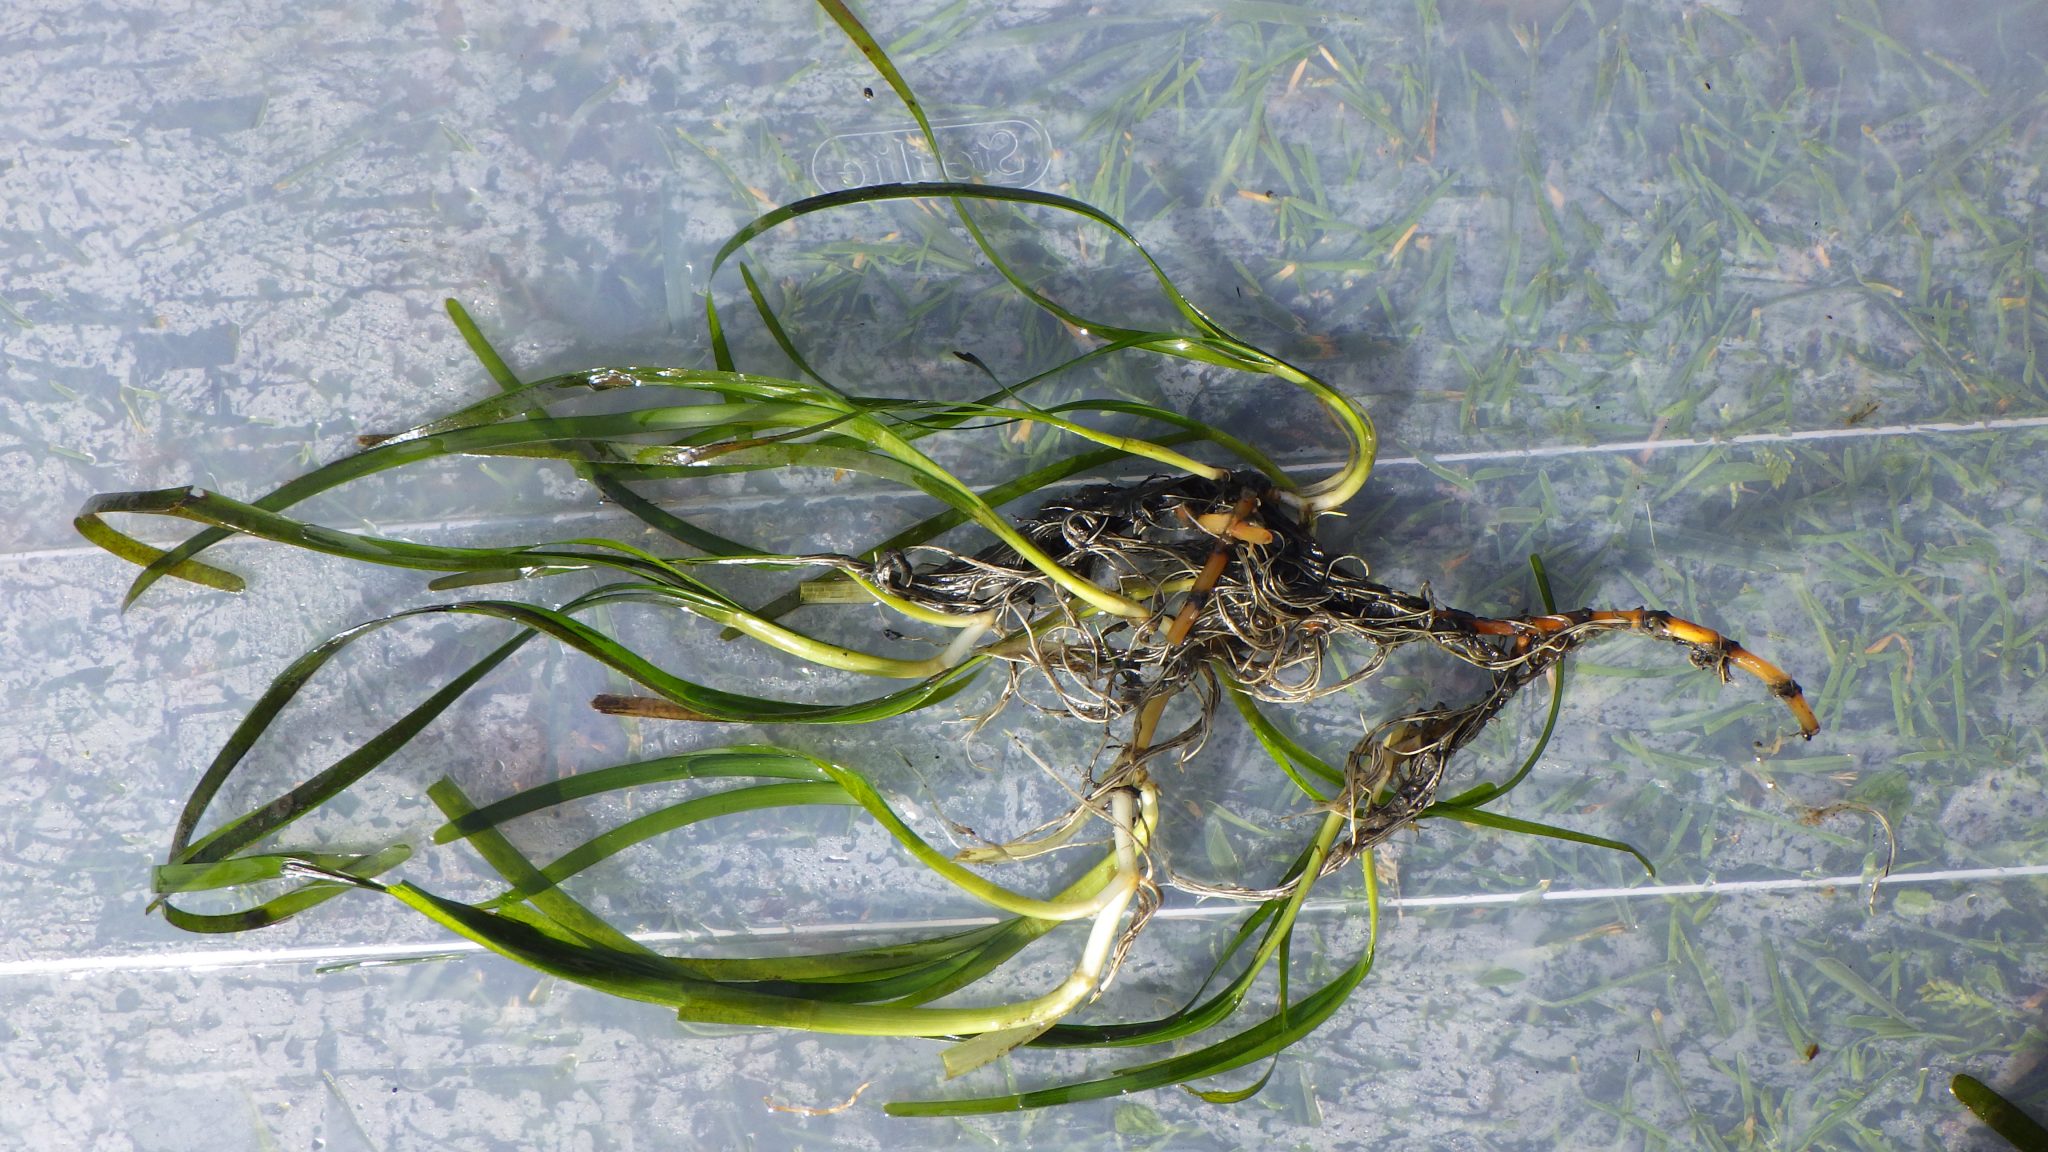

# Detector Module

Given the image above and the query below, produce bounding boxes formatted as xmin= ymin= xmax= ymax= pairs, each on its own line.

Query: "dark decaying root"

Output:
xmin=870 ymin=472 xmax=1818 ymax=884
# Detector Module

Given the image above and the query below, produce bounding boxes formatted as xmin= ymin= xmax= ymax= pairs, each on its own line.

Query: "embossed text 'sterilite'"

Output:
xmin=810 ymin=118 xmax=1051 ymax=190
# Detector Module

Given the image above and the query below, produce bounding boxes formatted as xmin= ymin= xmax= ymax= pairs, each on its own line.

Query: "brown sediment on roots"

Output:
xmin=1457 ymin=606 xmax=1818 ymax=738
xmin=873 ymin=471 xmax=1817 ymax=871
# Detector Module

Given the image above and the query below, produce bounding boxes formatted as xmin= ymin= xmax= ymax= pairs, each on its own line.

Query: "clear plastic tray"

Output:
xmin=5 ymin=1 xmax=2045 ymax=1148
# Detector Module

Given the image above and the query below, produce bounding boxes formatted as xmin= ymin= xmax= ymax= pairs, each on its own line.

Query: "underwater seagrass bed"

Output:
xmin=71 ymin=0 xmax=1842 ymax=1119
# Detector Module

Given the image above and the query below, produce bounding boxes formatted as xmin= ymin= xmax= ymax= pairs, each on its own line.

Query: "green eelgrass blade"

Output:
xmin=71 ymin=511 xmax=245 ymax=593
xmin=812 ymin=0 xmax=1227 ymax=350
xmin=154 ymin=845 xmax=413 ymax=895
xmin=1183 ymin=928 xmax=1290 ymax=1104
xmin=169 ymin=624 xmax=534 ymax=869
xmin=700 ymin=0 xmax=1377 ymax=493
xmin=361 ymin=871 xmax=1144 ymax=1038
xmin=413 ymin=434 xmax=921 ymax=485
xmin=427 ymin=777 xmax=653 ymax=956
xmin=1952 ymin=1074 xmax=2048 ymax=1152
xmin=430 ymin=747 xmax=836 ymax=843
xmin=123 ymin=359 xmax=1185 ymax=622
xmin=737 ymin=262 xmax=840 ymax=392
xmin=708 ymin=917 xmax=1046 ymax=999
xmin=882 ymin=854 xmax=1120 ymax=1008
xmin=379 ymin=369 xmax=838 ymax=446
xmin=81 ymin=484 xmax=703 ymax=586
xmin=349 ymin=385 xmax=1185 ymax=627
xmin=720 ymin=923 xmax=1027 ymax=992
xmin=177 ymin=772 xmax=1053 ymax=1000
xmin=924 ymin=330 xmax=1296 ymax=489
xmin=370 ymin=876 xmax=915 ymax=1026
xmin=747 ymin=393 xmax=1289 ymax=630
xmin=437 ymin=771 xmax=1028 ymax=989
xmin=817 ymin=763 xmax=1126 ymax=923
xmin=745 ymin=431 xmax=1204 ymax=627
xmin=429 ymin=775 xmax=987 ymax=994
xmin=83 ymin=486 xmax=966 ymax=678
xmin=89 ymin=481 xmax=986 ymax=683
xmin=586 ymin=463 xmax=757 ymax=559
xmin=161 ymin=881 xmax=358 ymax=934
xmin=370 ymin=876 xmax=791 ymax=1013
xmin=785 ymin=397 xmax=1153 ymax=619
xmin=1421 ymin=805 xmax=1654 ymax=877
xmin=156 ymin=845 xmax=414 ymax=934
xmin=401 ymin=394 xmax=1269 ymax=487
xmin=893 ymin=401 xmax=1226 ymax=479
xmin=885 ymin=846 xmax=1381 ymax=1115
xmin=1223 ymin=679 xmax=1342 ymax=801
xmin=425 ymin=567 xmax=587 ymax=591
xmin=699 ymin=177 xmax=1373 ymax=509
xmin=478 ymin=782 xmax=857 ymax=906
xmin=436 ymin=747 xmax=1127 ymax=1000
xmin=1044 ymin=399 xmax=1287 ymax=487
xmin=88 ymin=364 xmax=1263 ymax=619
xmin=443 ymin=298 xmax=519 ymax=389
xmin=773 ymin=0 xmax=1377 ymax=608
xmin=95 ymin=368 xmax=826 ymax=603
xmin=167 ymin=585 xmax=985 ymax=871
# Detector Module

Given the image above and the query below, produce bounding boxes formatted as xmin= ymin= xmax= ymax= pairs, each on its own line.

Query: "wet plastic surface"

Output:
xmin=5 ymin=1 xmax=2047 ymax=1148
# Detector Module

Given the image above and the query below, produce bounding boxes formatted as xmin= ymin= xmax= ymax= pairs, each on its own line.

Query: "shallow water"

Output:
xmin=3 ymin=1 xmax=2045 ymax=1148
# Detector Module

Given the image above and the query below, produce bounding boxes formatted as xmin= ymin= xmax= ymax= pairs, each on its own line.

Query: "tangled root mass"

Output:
xmin=869 ymin=472 xmax=1816 ymax=875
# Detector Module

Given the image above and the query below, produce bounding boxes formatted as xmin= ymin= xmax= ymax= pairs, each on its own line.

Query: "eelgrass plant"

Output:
xmin=76 ymin=0 xmax=1820 ymax=1115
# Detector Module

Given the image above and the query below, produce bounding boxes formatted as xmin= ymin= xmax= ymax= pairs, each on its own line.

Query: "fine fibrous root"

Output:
xmin=873 ymin=470 xmax=1817 ymax=879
